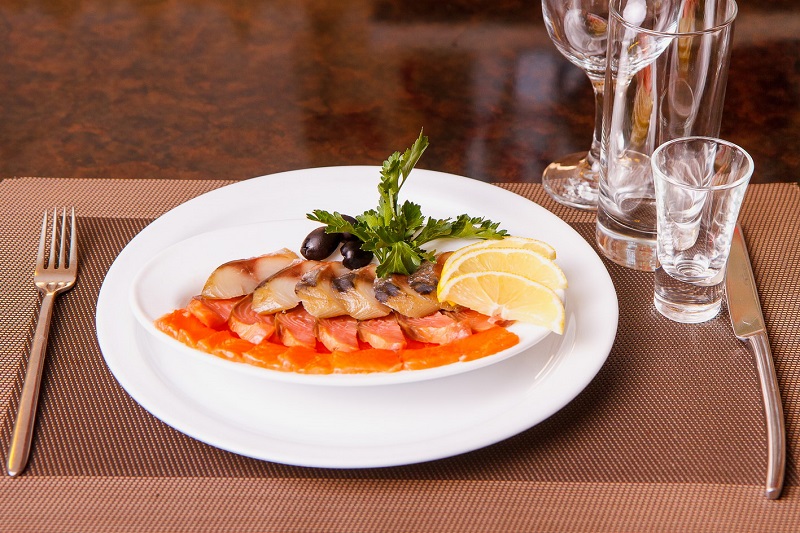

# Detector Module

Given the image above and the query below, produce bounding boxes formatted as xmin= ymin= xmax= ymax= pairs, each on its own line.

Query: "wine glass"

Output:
xmin=541 ymin=0 xmax=609 ymax=210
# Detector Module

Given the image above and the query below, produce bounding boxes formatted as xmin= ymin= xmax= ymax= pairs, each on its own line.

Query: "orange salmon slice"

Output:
xmin=156 ymin=299 xmax=520 ymax=375
xmin=401 ymin=345 xmax=462 ymax=371
xmin=358 ymin=314 xmax=407 ymax=350
xmin=196 ymin=330 xmax=254 ymax=362
xmin=457 ymin=326 xmax=519 ymax=362
xmin=242 ymin=342 xmax=287 ymax=371
xmin=402 ymin=327 xmax=519 ymax=370
xmin=280 ymin=346 xmax=333 ymax=374
xmin=332 ymin=348 xmax=403 ymax=373
xmin=275 ymin=306 xmax=317 ymax=349
xmin=187 ymin=295 xmax=241 ymax=329
xmin=448 ymin=308 xmax=513 ymax=332
xmin=156 ymin=309 xmax=218 ymax=347
xmin=316 ymin=316 xmax=359 ymax=353
xmin=396 ymin=311 xmax=471 ymax=345
xmin=228 ymin=294 xmax=276 ymax=344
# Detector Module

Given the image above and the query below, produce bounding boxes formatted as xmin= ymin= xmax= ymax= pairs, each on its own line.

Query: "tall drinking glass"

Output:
xmin=541 ymin=0 xmax=609 ymax=210
xmin=596 ymin=0 xmax=738 ymax=271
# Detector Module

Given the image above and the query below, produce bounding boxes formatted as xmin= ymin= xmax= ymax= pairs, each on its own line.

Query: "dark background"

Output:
xmin=0 ymin=0 xmax=797 ymax=183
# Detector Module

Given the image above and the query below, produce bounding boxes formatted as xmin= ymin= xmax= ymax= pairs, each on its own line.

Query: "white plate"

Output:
xmin=97 ymin=167 xmax=618 ymax=468
xmin=129 ymin=219 xmax=558 ymax=386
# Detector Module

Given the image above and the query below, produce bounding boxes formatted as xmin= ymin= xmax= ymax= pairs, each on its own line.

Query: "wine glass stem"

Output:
xmin=587 ymin=77 xmax=605 ymax=172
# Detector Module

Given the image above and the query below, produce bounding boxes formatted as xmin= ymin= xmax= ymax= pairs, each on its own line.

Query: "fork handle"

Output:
xmin=7 ymin=291 xmax=56 ymax=477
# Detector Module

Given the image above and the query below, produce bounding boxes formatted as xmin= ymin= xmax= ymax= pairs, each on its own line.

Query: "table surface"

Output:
xmin=2 ymin=1 xmax=800 ymax=531
xmin=0 ymin=178 xmax=799 ymax=532
xmin=0 ymin=0 xmax=798 ymax=184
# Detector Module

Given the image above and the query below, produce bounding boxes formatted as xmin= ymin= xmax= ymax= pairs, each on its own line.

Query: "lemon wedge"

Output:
xmin=438 ymin=236 xmax=566 ymax=334
xmin=437 ymin=271 xmax=565 ymax=334
xmin=440 ymin=247 xmax=567 ymax=291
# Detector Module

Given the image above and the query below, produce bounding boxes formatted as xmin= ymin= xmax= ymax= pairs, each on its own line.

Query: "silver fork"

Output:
xmin=7 ymin=208 xmax=78 ymax=477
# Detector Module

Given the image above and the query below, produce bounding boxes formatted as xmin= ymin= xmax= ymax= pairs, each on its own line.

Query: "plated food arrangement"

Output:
xmin=152 ymin=133 xmax=567 ymax=376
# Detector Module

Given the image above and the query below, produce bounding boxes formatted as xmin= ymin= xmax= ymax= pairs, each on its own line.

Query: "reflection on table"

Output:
xmin=0 ymin=0 xmax=797 ymax=183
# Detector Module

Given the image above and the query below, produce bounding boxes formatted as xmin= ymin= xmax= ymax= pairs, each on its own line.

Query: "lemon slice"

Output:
xmin=447 ymin=236 xmax=556 ymax=262
xmin=440 ymin=247 xmax=567 ymax=291
xmin=437 ymin=271 xmax=565 ymax=334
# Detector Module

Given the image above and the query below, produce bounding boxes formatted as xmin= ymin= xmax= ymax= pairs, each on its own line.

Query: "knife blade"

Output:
xmin=726 ymin=224 xmax=785 ymax=500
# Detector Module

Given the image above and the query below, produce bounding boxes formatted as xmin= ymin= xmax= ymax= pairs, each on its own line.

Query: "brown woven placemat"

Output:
xmin=0 ymin=178 xmax=798 ymax=532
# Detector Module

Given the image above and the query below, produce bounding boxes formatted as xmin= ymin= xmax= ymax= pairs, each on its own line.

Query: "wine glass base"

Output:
xmin=541 ymin=152 xmax=600 ymax=211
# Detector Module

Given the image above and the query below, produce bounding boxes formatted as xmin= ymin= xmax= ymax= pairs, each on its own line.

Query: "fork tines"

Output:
xmin=38 ymin=207 xmax=77 ymax=270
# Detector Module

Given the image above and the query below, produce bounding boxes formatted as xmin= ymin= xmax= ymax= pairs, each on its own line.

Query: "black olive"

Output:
xmin=300 ymin=226 xmax=342 ymax=260
xmin=340 ymin=239 xmax=363 ymax=256
xmin=340 ymin=239 xmax=373 ymax=269
xmin=340 ymin=214 xmax=359 ymax=243
xmin=342 ymin=249 xmax=373 ymax=270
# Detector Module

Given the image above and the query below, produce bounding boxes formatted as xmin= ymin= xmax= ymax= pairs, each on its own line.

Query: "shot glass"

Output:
xmin=651 ymin=136 xmax=753 ymax=323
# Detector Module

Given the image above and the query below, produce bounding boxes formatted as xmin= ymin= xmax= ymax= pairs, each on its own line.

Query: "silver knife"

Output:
xmin=726 ymin=224 xmax=785 ymax=499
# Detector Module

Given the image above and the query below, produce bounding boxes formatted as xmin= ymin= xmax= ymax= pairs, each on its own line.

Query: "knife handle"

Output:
xmin=749 ymin=332 xmax=785 ymax=499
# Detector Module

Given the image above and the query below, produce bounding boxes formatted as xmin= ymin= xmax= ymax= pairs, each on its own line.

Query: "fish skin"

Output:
xmin=296 ymin=262 xmax=351 ymax=318
xmin=251 ymin=260 xmax=321 ymax=314
xmin=358 ymin=314 xmax=407 ymax=350
xmin=407 ymin=255 xmax=448 ymax=295
xmin=409 ymin=254 xmax=459 ymax=312
xmin=374 ymin=274 xmax=441 ymax=318
xmin=201 ymin=248 xmax=300 ymax=299
xmin=331 ymin=264 xmax=392 ymax=320
xmin=396 ymin=311 xmax=471 ymax=345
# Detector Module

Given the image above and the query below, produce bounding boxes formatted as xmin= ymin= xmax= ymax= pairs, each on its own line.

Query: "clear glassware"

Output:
xmin=651 ymin=136 xmax=753 ymax=323
xmin=595 ymin=0 xmax=738 ymax=271
xmin=541 ymin=0 xmax=610 ymax=210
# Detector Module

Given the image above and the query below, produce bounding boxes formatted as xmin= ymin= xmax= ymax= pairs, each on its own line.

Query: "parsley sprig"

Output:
xmin=307 ymin=131 xmax=508 ymax=277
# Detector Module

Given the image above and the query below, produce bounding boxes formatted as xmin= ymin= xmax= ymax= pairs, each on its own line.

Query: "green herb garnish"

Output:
xmin=307 ymin=131 xmax=508 ymax=277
